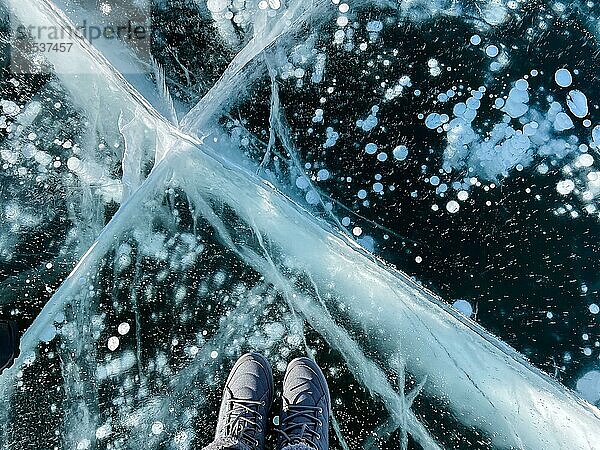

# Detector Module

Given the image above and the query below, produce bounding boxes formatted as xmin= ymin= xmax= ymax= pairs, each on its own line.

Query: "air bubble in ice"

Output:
xmin=95 ymin=424 xmax=111 ymax=440
xmin=296 ymin=176 xmax=310 ymax=189
xmin=365 ymin=143 xmax=377 ymax=154
xmin=446 ymin=200 xmax=460 ymax=213
xmin=485 ymin=45 xmax=499 ymax=57
xmin=118 ymin=322 xmax=130 ymax=335
xmin=453 ymin=299 xmax=473 ymax=317
xmin=317 ymin=169 xmax=330 ymax=180
xmin=566 ymin=90 xmax=588 ymax=118
xmin=556 ymin=179 xmax=575 ymax=195
xmin=305 ymin=190 xmax=320 ymax=205
xmin=575 ymin=153 xmax=594 ymax=168
xmin=393 ymin=145 xmax=408 ymax=160
xmin=107 ymin=336 xmax=120 ymax=351
xmin=554 ymin=112 xmax=574 ymax=131
xmin=555 ymin=68 xmax=573 ymax=87
xmin=151 ymin=421 xmax=164 ymax=435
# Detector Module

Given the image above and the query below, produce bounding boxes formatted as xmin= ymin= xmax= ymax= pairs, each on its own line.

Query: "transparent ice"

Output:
xmin=1 ymin=0 xmax=600 ymax=448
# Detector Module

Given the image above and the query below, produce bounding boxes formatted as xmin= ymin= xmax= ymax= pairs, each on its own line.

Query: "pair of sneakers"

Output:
xmin=210 ymin=353 xmax=330 ymax=450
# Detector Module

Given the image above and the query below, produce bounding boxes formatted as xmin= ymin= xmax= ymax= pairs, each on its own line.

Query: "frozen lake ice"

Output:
xmin=1 ymin=0 xmax=600 ymax=448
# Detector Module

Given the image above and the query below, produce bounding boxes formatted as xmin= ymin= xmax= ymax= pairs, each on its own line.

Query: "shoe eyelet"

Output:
xmin=261 ymin=401 xmax=265 ymax=406
xmin=318 ymin=408 xmax=323 ymax=414
xmin=258 ymin=415 xmax=263 ymax=420
xmin=317 ymin=434 xmax=321 ymax=439
xmin=318 ymin=420 xmax=322 ymax=426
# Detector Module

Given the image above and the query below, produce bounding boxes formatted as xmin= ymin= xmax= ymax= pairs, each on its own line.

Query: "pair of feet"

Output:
xmin=212 ymin=353 xmax=330 ymax=450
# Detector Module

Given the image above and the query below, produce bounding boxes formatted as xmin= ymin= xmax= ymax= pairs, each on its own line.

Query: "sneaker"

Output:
xmin=277 ymin=357 xmax=330 ymax=450
xmin=214 ymin=352 xmax=273 ymax=450
xmin=0 ymin=320 xmax=18 ymax=375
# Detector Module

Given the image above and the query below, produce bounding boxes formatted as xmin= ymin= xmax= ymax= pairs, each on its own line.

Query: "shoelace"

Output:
xmin=276 ymin=405 xmax=323 ymax=448
xmin=222 ymin=398 xmax=265 ymax=448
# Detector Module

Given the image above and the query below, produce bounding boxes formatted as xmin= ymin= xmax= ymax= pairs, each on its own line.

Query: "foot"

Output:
xmin=277 ymin=357 xmax=330 ymax=450
xmin=214 ymin=352 xmax=273 ymax=450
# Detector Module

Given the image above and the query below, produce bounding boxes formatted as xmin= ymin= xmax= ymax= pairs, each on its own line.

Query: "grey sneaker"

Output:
xmin=277 ymin=357 xmax=331 ymax=450
xmin=214 ymin=352 xmax=273 ymax=450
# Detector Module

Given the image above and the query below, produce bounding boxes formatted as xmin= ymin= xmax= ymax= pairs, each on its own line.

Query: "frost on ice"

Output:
xmin=1 ymin=0 xmax=600 ymax=449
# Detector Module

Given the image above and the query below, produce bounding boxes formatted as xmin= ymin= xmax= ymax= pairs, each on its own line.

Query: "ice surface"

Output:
xmin=1 ymin=0 xmax=600 ymax=449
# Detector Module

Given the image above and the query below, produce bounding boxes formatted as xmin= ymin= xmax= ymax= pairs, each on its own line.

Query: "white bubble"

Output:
xmin=556 ymin=179 xmax=575 ymax=195
xmin=107 ymin=336 xmax=119 ymax=351
xmin=67 ymin=156 xmax=81 ymax=171
xmin=174 ymin=431 xmax=188 ymax=444
xmin=95 ymin=424 xmax=111 ymax=440
xmin=352 ymin=226 xmax=362 ymax=236
xmin=589 ymin=304 xmax=599 ymax=314
xmin=1 ymin=100 xmax=19 ymax=116
xmin=151 ymin=421 xmax=164 ymax=435
xmin=470 ymin=34 xmax=481 ymax=45
xmin=76 ymin=439 xmax=91 ymax=450
xmin=446 ymin=200 xmax=460 ymax=213
xmin=336 ymin=15 xmax=348 ymax=27
xmin=210 ymin=350 xmax=219 ymax=359
xmin=207 ymin=0 xmax=229 ymax=12
xmin=575 ymin=153 xmax=594 ymax=168
xmin=117 ymin=322 xmax=130 ymax=335
xmin=457 ymin=190 xmax=469 ymax=201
